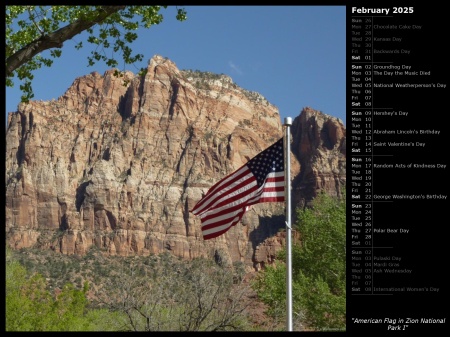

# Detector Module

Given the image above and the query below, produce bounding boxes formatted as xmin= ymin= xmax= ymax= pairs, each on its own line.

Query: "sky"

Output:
xmin=5 ymin=6 xmax=346 ymax=128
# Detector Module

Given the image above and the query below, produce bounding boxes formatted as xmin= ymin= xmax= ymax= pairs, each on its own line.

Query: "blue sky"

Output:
xmin=5 ymin=6 xmax=346 ymax=127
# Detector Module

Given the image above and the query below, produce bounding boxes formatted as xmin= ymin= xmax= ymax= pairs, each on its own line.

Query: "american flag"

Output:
xmin=190 ymin=138 xmax=285 ymax=240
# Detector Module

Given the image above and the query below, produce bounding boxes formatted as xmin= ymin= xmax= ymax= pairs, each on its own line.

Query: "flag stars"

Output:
xmin=247 ymin=138 xmax=284 ymax=187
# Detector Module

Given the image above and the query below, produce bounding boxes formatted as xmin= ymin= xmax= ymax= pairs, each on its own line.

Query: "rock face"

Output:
xmin=291 ymin=107 xmax=346 ymax=209
xmin=5 ymin=55 xmax=346 ymax=270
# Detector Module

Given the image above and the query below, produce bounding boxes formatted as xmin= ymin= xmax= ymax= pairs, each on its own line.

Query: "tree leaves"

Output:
xmin=5 ymin=6 xmax=187 ymax=103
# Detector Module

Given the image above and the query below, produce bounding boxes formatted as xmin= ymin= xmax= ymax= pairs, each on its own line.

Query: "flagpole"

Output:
xmin=284 ymin=117 xmax=293 ymax=331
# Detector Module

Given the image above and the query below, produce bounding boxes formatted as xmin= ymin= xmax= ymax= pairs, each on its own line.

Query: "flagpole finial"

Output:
xmin=284 ymin=117 xmax=292 ymax=126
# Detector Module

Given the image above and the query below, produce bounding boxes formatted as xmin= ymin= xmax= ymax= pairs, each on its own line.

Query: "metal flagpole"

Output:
xmin=284 ymin=117 xmax=293 ymax=331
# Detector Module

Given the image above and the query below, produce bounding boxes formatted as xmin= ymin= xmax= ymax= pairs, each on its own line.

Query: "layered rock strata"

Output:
xmin=5 ymin=55 xmax=346 ymax=270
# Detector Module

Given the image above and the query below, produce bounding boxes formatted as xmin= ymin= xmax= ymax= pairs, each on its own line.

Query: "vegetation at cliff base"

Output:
xmin=5 ymin=247 xmax=259 ymax=331
xmin=6 ymin=247 xmax=114 ymax=331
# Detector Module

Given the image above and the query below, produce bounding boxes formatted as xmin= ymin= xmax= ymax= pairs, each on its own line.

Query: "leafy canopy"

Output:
xmin=5 ymin=6 xmax=187 ymax=102
xmin=6 ymin=247 xmax=132 ymax=331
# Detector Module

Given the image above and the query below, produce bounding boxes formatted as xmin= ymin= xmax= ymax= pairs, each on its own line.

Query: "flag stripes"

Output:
xmin=191 ymin=138 xmax=285 ymax=240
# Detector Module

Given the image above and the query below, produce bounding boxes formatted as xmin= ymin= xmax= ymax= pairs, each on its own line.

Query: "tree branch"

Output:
xmin=5 ymin=6 xmax=126 ymax=77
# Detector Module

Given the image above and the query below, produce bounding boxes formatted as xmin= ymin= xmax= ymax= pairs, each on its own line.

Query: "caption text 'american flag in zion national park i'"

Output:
xmin=190 ymin=138 xmax=285 ymax=240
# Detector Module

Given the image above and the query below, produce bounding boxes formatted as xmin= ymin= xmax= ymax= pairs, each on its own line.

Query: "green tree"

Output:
xmin=253 ymin=190 xmax=346 ymax=331
xmin=6 ymin=247 xmax=54 ymax=331
xmin=50 ymin=282 xmax=90 ymax=331
xmin=5 ymin=5 xmax=187 ymax=102
xmin=6 ymin=247 xmax=118 ymax=331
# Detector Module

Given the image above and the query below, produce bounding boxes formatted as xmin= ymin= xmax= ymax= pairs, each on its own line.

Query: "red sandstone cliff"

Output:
xmin=5 ymin=55 xmax=346 ymax=270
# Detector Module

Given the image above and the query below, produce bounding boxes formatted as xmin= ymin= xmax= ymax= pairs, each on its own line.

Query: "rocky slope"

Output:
xmin=5 ymin=55 xmax=346 ymax=271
